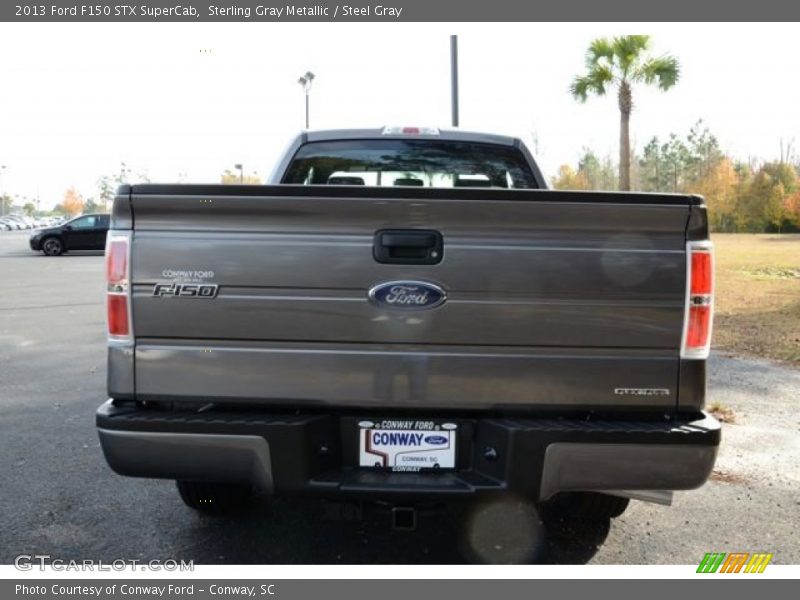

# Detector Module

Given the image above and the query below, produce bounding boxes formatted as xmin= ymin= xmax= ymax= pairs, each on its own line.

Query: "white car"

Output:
xmin=0 ymin=218 xmax=23 ymax=230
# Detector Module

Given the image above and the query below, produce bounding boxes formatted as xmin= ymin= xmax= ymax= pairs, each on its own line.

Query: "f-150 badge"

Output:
xmin=368 ymin=281 xmax=446 ymax=310
xmin=152 ymin=283 xmax=219 ymax=298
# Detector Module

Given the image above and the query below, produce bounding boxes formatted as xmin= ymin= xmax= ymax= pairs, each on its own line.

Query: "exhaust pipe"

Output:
xmin=392 ymin=506 xmax=417 ymax=531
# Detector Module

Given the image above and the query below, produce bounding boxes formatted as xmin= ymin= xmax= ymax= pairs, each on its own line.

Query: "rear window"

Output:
xmin=281 ymin=139 xmax=539 ymax=189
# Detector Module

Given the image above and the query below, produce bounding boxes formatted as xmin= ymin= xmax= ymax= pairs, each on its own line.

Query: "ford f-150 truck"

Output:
xmin=96 ymin=127 xmax=719 ymax=524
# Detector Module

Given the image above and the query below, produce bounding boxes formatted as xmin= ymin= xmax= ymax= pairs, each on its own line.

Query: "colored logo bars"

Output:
xmin=697 ymin=552 xmax=773 ymax=573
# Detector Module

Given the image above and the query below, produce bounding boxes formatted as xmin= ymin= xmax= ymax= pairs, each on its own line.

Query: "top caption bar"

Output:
xmin=3 ymin=0 xmax=800 ymax=22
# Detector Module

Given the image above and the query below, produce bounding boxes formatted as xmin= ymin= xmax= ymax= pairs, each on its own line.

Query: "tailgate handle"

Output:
xmin=374 ymin=229 xmax=443 ymax=264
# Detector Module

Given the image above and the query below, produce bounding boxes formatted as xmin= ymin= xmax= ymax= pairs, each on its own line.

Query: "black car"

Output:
xmin=29 ymin=214 xmax=110 ymax=256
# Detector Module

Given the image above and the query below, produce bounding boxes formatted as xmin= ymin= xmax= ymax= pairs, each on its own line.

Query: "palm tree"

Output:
xmin=570 ymin=35 xmax=680 ymax=191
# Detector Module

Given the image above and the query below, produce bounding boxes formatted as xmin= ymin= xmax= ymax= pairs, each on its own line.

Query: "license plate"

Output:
xmin=358 ymin=420 xmax=457 ymax=471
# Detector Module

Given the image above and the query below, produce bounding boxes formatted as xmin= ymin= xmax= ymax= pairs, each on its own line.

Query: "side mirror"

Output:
xmin=63 ymin=225 xmax=72 ymax=231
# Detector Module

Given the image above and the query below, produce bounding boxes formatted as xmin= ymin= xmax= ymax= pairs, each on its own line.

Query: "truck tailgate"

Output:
xmin=124 ymin=185 xmax=693 ymax=411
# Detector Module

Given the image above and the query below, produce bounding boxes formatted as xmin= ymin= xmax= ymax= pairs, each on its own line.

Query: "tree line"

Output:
xmin=0 ymin=163 xmax=263 ymax=218
xmin=551 ymin=120 xmax=800 ymax=233
xmin=7 ymin=163 xmax=153 ymax=217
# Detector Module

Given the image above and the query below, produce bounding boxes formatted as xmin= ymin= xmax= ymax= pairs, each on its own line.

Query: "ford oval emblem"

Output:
xmin=424 ymin=435 xmax=448 ymax=445
xmin=368 ymin=281 xmax=446 ymax=310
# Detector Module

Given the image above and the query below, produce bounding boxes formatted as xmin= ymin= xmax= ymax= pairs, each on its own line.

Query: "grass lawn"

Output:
xmin=711 ymin=233 xmax=800 ymax=365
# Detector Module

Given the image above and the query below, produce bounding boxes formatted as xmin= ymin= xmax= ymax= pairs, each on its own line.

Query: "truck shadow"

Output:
xmin=170 ymin=497 xmax=609 ymax=565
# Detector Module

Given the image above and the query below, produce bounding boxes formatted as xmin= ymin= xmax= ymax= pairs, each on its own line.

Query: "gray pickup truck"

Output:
xmin=97 ymin=127 xmax=719 ymax=524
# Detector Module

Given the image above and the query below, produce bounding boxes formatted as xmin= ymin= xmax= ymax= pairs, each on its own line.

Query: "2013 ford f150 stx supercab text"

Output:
xmin=96 ymin=127 xmax=719 ymax=524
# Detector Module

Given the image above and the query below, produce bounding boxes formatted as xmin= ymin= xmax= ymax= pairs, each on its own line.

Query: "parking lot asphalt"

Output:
xmin=1 ymin=229 xmax=798 ymax=565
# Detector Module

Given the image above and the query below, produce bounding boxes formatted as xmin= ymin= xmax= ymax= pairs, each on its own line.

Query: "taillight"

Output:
xmin=681 ymin=241 xmax=714 ymax=359
xmin=105 ymin=234 xmax=131 ymax=341
xmin=107 ymin=295 xmax=129 ymax=337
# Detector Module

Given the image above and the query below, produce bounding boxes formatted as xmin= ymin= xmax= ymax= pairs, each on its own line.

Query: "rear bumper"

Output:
xmin=29 ymin=237 xmax=41 ymax=251
xmin=96 ymin=400 xmax=720 ymax=501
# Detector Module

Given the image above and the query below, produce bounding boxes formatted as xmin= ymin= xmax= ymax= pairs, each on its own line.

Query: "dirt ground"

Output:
xmin=711 ymin=233 xmax=800 ymax=366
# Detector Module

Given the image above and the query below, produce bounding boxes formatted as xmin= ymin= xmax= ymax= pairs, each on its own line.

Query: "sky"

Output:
xmin=0 ymin=22 xmax=798 ymax=210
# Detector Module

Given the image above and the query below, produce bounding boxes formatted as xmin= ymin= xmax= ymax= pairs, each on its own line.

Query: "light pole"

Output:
xmin=234 ymin=163 xmax=244 ymax=184
xmin=297 ymin=71 xmax=315 ymax=129
xmin=450 ymin=35 xmax=459 ymax=127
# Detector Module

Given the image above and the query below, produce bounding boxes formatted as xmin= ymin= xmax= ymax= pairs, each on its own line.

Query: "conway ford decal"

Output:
xmin=368 ymin=281 xmax=446 ymax=310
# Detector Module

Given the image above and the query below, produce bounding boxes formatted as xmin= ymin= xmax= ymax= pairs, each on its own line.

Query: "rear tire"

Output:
xmin=42 ymin=237 xmax=64 ymax=256
xmin=176 ymin=481 xmax=253 ymax=514
xmin=544 ymin=492 xmax=630 ymax=521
